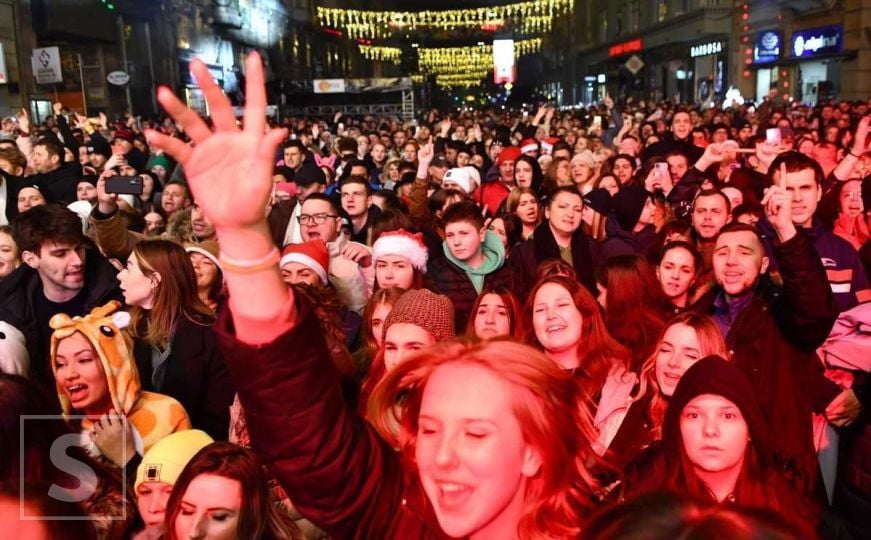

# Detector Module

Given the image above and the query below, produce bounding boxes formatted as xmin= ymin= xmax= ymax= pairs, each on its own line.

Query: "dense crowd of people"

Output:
xmin=0 ymin=51 xmax=869 ymax=538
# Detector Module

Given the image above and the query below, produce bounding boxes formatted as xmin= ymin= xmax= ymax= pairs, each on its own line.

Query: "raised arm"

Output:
xmin=144 ymin=52 xmax=406 ymax=536
xmin=144 ymin=53 xmax=292 ymax=344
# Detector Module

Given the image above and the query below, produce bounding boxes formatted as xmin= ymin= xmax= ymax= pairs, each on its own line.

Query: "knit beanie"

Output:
xmin=113 ymin=126 xmax=135 ymax=143
xmin=497 ymin=146 xmax=522 ymax=165
xmin=146 ymin=154 xmax=170 ymax=172
xmin=583 ymin=188 xmax=613 ymax=216
xmin=612 ymin=184 xmax=651 ymax=231
xmin=185 ymin=241 xmax=221 ymax=271
xmin=86 ymin=137 xmax=111 ymax=159
xmin=383 ymin=289 xmax=455 ymax=343
xmin=135 ymin=430 xmax=214 ymax=490
xmin=280 ymin=240 xmax=329 ymax=285
xmin=372 ymin=229 xmax=429 ymax=273
xmin=443 ymin=167 xmax=473 ymax=194
xmin=662 ymin=356 xmax=773 ymax=463
xmin=570 ymin=150 xmax=596 ymax=169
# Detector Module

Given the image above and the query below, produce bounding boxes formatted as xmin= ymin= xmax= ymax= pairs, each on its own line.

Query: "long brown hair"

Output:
xmin=596 ymin=254 xmax=670 ymax=372
xmin=368 ymin=339 xmax=601 ymax=538
xmin=635 ymin=312 xmax=728 ymax=439
xmin=165 ymin=442 xmax=301 ymax=539
xmin=128 ymin=240 xmax=215 ymax=348
xmin=526 ymin=275 xmax=630 ymax=406
xmin=465 ymin=286 xmax=525 ymax=340
xmin=358 ymin=287 xmax=405 ymax=412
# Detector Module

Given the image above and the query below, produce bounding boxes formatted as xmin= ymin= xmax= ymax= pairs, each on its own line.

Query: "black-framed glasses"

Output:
xmin=298 ymin=213 xmax=337 ymax=225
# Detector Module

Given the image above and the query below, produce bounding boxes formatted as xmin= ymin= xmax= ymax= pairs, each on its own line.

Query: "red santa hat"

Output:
xmin=497 ymin=146 xmax=522 ymax=165
xmin=540 ymin=137 xmax=560 ymax=156
xmin=372 ymin=229 xmax=429 ymax=273
xmin=279 ymin=240 xmax=329 ymax=285
xmin=520 ymin=138 xmax=539 ymax=155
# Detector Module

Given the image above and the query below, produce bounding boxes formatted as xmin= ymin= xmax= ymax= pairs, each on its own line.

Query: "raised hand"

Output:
xmin=52 ymin=102 xmax=63 ymax=116
xmin=761 ymin=162 xmax=796 ymax=243
xmin=144 ymin=52 xmax=292 ymax=343
xmin=16 ymin=108 xmax=30 ymax=134
xmin=417 ymin=139 xmax=434 ymax=166
xmin=144 ymin=53 xmax=287 ymax=231
xmin=851 ymin=115 xmax=870 ymax=155
xmin=91 ymin=411 xmax=136 ymax=467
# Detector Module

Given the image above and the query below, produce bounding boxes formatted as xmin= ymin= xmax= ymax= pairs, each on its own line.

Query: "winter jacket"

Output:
xmin=349 ymin=205 xmax=382 ymax=246
xmin=510 ymin=221 xmax=599 ymax=298
xmin=31 ymin=160 xmax=83 ymax=204
xmin=761 ymin=218 xmax=870 ymax=312
xmin=133 ymin=316 xmax=235 ymax=441
xmin=89 ymin=206 xmax=201 ymax=261
xmin=600 ymin=220 xmax=657 ymax=259
xmin=267 ymin=198 xmax=299 ymax=249
xmin=693 ymin=229 xmax=840 ymax=496
xmin=0 ymin=169 xmax=25 ymax=224
xmin=326 ymin=235 xmax=374 ymax=314
xmin=640 ymin=133 xmax=703 ymax=164
xmin=215 ymin=296 xmax=446 ymax=539
xmin=592 ymin=366 xmax=640 ymax=460
xmin=428 ymin=231 xmax=516 ymax=332
xmin=0 ymin=248 xmax=123 ymax=385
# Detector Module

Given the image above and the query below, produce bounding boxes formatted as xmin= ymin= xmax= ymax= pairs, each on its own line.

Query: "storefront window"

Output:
xmin=657 ymin=0 xmax=668 ymax=22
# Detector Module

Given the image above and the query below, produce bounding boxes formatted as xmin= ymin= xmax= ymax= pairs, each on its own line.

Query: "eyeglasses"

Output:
xmin=298 ymin=213 xmax=337 ymax=225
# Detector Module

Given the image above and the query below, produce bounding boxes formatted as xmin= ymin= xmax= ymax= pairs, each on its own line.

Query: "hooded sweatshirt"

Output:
xmin=443 ymin=229 xmax=506 ymax=294
xmin=51 ymin=301 xmax=190 ymax=460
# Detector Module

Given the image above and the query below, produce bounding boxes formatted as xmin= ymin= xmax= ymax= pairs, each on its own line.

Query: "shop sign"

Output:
xmin=690 ymin=41 xmax=723 ymax=58
xmin=609 ymin=38 xmax=643 ymax=58
xmin=31 ymin=47 xmax=62 ymax=84
xmin=0 ymin=43 xmax=7 ymax=84
xmin=792 ymin=25 xmax=843 ymax=58
xmin=107 ymin=71 xmax=130 ymax=86
xmin=584 ymin=75 xmax=596 ymax=82
xmin=313 ymin=79 xmax=346 ymax=93
xmin=754 ymin=31 xmax=782 ymax=63
xmin=624 ymin=55 xmax=644 ymax=75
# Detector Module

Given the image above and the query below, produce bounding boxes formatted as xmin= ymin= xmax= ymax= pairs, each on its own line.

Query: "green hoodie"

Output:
xmin=443 ymin=230 xmax=506 ymax=294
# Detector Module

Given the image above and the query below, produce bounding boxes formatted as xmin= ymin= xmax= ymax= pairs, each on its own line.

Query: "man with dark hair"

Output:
xmin=339 ymin=175 xmax=380 ymax=245
xmin=161 ymin=180 xmax=193 ymax=217
xmin=282 ymin=139 xmax=307 ymax=172
xmin=427 ymin=200 xmax=515 ymax=332
xmin=642 ymin=110 xmax=704 ymax=163
xmin=30 ymin=138 xmax=82 ymax=205
xmin=760 ymin=151 xmax=870 ymax=311
xmin=0 ymin=204 xmax=122 ymax=384
xmin=298 ymin=192 xmax=373 ymax=313
xmin=694 ymin=185 xmax=847 ymax=497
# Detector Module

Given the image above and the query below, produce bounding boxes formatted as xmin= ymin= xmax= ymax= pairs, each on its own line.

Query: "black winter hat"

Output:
xmin=612 ymin=184 xmax=651 ymax=231
xmin=662 ymin=356 xmax=773 ymax=465
xmin=86 ymin=137 xmax=111 ymax=159
xmin=583 ymin=188 xmax=613 ymax=216
xmin=294 ymin=163 xmax=327 ymax=186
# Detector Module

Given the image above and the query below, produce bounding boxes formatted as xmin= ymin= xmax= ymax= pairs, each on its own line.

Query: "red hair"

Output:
xmin=525 ymin=275 xmax=630 ymax=406
xmin=596 ymin=254 xmax=670 ymax=371
xmin=368 ymin=339 xmax=600 ymax=538
xmin=636 ymin=312 xmax=728 ymax=439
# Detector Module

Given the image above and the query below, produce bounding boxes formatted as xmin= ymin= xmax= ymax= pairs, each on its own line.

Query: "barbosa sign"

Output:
xmin=690 ymin=41 xmax=724 ymax=58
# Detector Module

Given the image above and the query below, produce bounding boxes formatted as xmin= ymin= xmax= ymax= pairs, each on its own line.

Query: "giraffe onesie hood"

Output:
xmin=51 ymin=301 xmax=190 ymax=457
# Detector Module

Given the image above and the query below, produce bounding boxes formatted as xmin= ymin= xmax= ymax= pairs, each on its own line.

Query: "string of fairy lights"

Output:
xmin=316 ymin=0 xmax=573 ymax=40
xmin=316 ymin=2 xmax=571 ymax=88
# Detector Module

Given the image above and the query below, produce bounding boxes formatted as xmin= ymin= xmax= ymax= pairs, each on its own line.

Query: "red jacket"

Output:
xmin=215 ymin=297 xmax=448 ymax=539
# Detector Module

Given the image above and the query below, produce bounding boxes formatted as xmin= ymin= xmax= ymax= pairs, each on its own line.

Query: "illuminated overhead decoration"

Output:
xmin=316 ymin=1 xmax=573 ymax=39
xmin=358 ymin=45 xmax=403 ymax=63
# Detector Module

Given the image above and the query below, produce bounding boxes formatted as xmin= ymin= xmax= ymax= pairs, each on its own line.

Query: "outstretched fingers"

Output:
xmin=144 ymin=129 xmax=192 ymax=165
xmin=190 ymin=59 xmax=237 ymax=133
xmin=243 ymin=52 xmax=267 ymax=136
xmin=157 ymin=86 xmax=212 ymax=144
